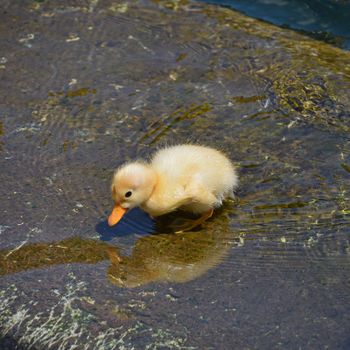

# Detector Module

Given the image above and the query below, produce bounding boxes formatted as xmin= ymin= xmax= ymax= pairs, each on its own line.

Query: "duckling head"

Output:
xmin=108 ymin=162 xmax=157 ymax=226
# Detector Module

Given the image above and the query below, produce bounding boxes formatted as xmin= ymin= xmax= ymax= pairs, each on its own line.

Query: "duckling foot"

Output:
xmin=174 ymin=209 xmax=214 ymax=233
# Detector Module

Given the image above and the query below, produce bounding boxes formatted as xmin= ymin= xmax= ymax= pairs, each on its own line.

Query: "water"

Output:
xmin=0 ymin=0 xmax=350 ymax=349
xmin=200 ymin=0 xmax=350 ymax=49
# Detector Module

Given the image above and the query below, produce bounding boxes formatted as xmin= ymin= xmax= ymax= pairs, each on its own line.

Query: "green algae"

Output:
xmin=0 ymin=237 xmax=110 ymax=276
xmin=140 ymin=103 xmax=212 ymax=145
xmin=48 ymin=88 xmax=97 ymax=99
xmin=254 ymin=201 xmax=309 ymax=211
xmin=66 ymin=88 xmax=97 ymax=98
xmin=176 ymin=53 xmax=187 ymax=62
xmin=231 ymin=95 xmax=266 ymax=104
xmin=341 ymin=163 xmax=350 ymax=173
xmin=189 ymin=4 xmax=350 ymax=132
xmin=151 ymin=0 xmax=190 ymax=11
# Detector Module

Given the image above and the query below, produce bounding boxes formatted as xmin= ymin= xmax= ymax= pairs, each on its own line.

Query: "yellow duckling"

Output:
xmin=108 ymin=144 xmax=238 ymax=230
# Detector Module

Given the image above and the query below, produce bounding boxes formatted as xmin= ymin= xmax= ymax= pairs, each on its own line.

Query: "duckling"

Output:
xmin=108 ymin=144 xmax=238 ymax=231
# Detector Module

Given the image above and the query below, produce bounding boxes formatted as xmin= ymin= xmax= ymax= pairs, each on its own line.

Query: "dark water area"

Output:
xmin=200 ymin=0 xmax=350 ymax=49
xmin=0 ymin=0 xmax=350 ymax=349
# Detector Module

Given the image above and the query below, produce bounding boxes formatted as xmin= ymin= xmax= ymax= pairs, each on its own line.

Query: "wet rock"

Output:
xmin=0 ymin=0 xmax=349 ymax=349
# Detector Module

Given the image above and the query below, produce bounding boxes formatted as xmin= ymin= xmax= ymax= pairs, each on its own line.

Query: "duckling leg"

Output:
xmin=175 ymin=208 xmax=214 ymax=233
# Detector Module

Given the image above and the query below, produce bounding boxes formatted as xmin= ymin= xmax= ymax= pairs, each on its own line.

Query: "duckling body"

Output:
xmin=108 ymin=144 xmax=238 ymax=227
xmin=144 ymin=145 xmax=237 ymax=216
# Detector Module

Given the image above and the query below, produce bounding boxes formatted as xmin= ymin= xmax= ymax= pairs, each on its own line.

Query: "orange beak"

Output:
xmin=108 ymin=205 xmax=127 ymax=226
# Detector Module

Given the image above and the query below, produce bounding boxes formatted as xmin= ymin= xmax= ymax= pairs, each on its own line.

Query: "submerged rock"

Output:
xmin=0 ymin=0 xmax=349 ymax=349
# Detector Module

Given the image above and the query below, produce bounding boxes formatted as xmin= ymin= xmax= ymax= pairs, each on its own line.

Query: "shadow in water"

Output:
xmin=0 ymin=207 xmax=238 ymax=288
xmin=96 ymin=208 xmax=155 ymax=240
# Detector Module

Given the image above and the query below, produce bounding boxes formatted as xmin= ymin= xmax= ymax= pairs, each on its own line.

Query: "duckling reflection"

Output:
xmin=107 ymin=207 xmax=236 ymax=288
xmin=0 ymin=207 xmax=238 ymax=287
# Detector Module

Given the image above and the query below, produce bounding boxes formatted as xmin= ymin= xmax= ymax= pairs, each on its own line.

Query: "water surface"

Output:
xmin=201 ymin=0 xmax=350 ymax=49
xmin=0 ymin=0 xmax=349 ymax=349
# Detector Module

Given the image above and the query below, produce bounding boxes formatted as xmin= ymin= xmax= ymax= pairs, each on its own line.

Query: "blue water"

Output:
xmin=200 ymin=0 xmax=350 ymax=49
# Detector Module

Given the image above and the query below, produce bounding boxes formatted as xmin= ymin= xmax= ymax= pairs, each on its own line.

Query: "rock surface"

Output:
xmin=0 ymin=0 xmax=349 ymax=349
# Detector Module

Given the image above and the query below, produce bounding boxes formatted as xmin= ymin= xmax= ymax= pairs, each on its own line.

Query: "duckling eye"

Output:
xmin=125 ymin=191 xmax=132 ymax=198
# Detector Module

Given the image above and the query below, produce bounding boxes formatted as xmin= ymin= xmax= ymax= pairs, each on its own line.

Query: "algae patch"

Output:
xmin=140 ymin=103 xmax=211 ymax=145
xmin=231 ymin=95 xmax=266 ymax=104
xmin=341 ymin=163 xmax=350 ymax=173
xmin=66 ymin=87 xmax=96 ymax=97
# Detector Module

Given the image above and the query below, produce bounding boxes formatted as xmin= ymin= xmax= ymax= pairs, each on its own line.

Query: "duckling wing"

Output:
xmin=151 ymin=145 xmax=238 ymax=199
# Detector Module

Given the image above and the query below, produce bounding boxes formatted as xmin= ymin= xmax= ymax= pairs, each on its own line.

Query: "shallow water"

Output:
xmin=1 ymin=0 xmax=350 ymax=349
